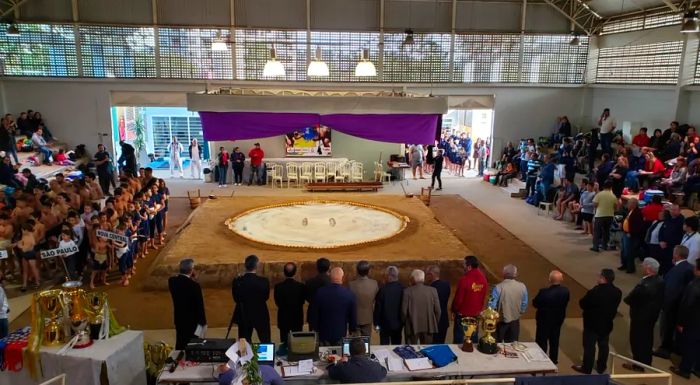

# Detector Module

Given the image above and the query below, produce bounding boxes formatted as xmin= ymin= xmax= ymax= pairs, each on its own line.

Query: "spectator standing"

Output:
xmin=597 ymin=108 xmax=617 ymax=157
xmin=188 ymin=138 xmax=202 ymax=179
xmin=654 ymin=245 xmax=694 ymax=359
xmin=348 ymin=261 xmax=378 ymax=337
xmin=274 ymin=262 xmax=305 ymax=345
xmin=248 ymin=143 xmax=265 ymax=186
xmin=168 ymin=259 xmax=207 ymax=350
xmin=646 ymin=210 xmax=669 ymax=273
xmin=533 ymin=270 xmax=569 ymax=364
xmin=487 ymin=264 xmax=528 ymax=342
xmin=94 ymin=143 xmax=113 ymax=195
xmin=232 ymin=255 xmax=271 ymax=343
xmin=431 ymin=149 xmax=444 ymax=190
xmin=659 ymin=204 xmax=685 ymax=268
xmin=167 ymin=136 xmax=184 ymax=178
xmin=451 ymin=255 xmax=488 ymax=344
xmin=681 ymin=216 xmax=700 ymax=266
xmin=309 ymin=267 xmax=357 ymax=345
xmin=591 ymin=181 xmax=619 ymax=252
xmin=409 ymin=144 xmax=425 ymax=180
xmin=0 ymin=273 xmax=7 ymax=338
xmin=217 ymin=147 xmax=229 ymax=187
xmin=305 ymin=257 xmax=331 ymax=330
xmin=425 ymin=265 xmax=450 ymax=344
xmin=534 ymin=154 xmax=556 ymax=206
xmin=620 ymin=198 xmax=644 ymax=274
xmin=373 ymin=266 xmax=404 ymax=345
xmin=231 ymin=147 xmax=245 ymax=186
xmin=669 ymin=260 xmax=700 ymax=379
xmin=402 ymin=269 xmax=440 ymax=344
xmin=118 ymin=140 xmax=138 ymax=176
xmin=623 ymin=258 xmax=664 ymax=371
xmin=572 ymin=269 xmax=622 ymax=374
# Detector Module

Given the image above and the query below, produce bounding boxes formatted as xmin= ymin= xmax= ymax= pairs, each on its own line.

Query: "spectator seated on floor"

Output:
xmin=595 ymin=153 xmax=614 ymax=187
xmin=496 ymin=161 xmax=518 ymax=187
xmin=554 ymin=178 xmax=579 ymax=221
xmin=661 ymin=133 xmax=682 ymax=162
xmin=637 ymin=152 xmax=666 ymax=188
xmin=632 ymin=127 xmax=650 ymax=148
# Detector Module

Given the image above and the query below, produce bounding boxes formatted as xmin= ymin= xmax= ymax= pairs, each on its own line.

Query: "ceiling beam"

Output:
xmin=1 ymin=0 xmax=32 ymax=19
xmin=542 ymin=0 xmax=603 ymax=35
xmin=661 ymin=0 xmax=680 ymax=12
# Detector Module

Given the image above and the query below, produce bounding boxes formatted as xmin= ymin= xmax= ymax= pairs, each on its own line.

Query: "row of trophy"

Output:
xmin=37 ymin=281 xmax=107 ymax=348
xmin=460 ymin=306 xmax=500 ymax=354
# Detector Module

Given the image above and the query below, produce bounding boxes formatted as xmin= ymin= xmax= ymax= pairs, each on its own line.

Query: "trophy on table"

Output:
xmin=85 ymin=291 xmax=107 ymax=340
xmin=459 ymin=316 xmax=478 ymax=352
xmin=38 ymin=289 xmax=65 ymax=346
xmin=61 ymin=281 xmax=93 ymax=349
xmin=478 ymin=306 xmax=500 ymax=354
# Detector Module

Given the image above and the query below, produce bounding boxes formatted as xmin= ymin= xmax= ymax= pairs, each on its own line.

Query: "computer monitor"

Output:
xmin=342 ymin=336 xmax=370 ymax=356
xmin=256 ymin=343 xmax=275 ymax=365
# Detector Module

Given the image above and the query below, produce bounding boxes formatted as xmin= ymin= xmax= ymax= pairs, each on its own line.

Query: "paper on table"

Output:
xmin=298 ymin=359 xmax=313 ymax=373
xmin=373 ymin=349 xmax=390 ymax=362
xmin=404 ymin=357 xmax=432 ymax=371
xmin=387 ymin=358 xmax=405 ymax=372
xmin=225 ymin=343 xmax=240 ymax=364
xmin=282 ymin=365 xmax=313 ymax=378
xmin=194 ymin=324 xmax=207 ymax=338
xmin=522 ymin=349 xmax=550 ymax=362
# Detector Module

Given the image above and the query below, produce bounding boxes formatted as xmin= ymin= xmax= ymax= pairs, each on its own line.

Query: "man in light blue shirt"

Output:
xmin=488 ymin=264 xmax=528 ymax=343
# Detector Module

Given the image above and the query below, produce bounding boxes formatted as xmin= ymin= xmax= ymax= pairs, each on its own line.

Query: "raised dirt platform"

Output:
xmin=145 ymin=194 xmax=471 ymax=290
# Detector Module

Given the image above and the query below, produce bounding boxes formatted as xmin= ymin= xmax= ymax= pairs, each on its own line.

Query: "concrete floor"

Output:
xmin=7 ymin=167 xmax=690 ymax=383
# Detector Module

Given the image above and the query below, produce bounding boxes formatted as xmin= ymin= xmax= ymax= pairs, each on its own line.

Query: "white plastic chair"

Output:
xmin=350 ymin=162 xmax=363 ymax=182
xmin=300 ymin=163 xmax=314 ymax=185
xmin=338 ymin=162 xmax=351 ymax=182
xmin=374 ymin=162 xmax=391 ymax=183
xmin=271 ymin=164 xmax=284 ymax=188
xmin=265 ymin=163 xmax=276 ymax=185
xmin=314 ymin=162 xmax=326 ymax=183
xmin=326 ymin=162 xmax=338 ymax=182
xmin=286 ymin=163 xmax=299 ymax=188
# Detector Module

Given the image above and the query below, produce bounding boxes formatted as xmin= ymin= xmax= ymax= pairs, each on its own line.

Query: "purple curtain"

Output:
xmin=199 ymin=112 xmax=319 ymax=141
xmin=199 ymin=111 xmax=438 ymax=144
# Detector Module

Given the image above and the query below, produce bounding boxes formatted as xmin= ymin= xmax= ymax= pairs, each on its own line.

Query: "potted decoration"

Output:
xmin=242 ymin=349 xmax=263 ymax=385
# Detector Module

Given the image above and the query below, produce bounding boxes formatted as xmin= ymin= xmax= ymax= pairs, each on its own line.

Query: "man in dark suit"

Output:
xmin=309 ymin=267 xmax=357 ymax=345
xmin=168 ymin=258 xmax=207 ymax=350
xmin=623 ymin=258 xmax=665 ymax=371
xmin=328 ymin=338 xmax=387 ymax=384
xmin=426 ymin=265 xmax=450 ymax=344
xmin=274 ymin=262 xmax=305 ymax=345
xmin=572 ymin=269 xmax=622 ymax=374
xmin=670 ymin=260 xmax=700 ymax=379
xmin=374 ymin=266 xmax=404 ymax=345
xmin=655 ymin=245 xmax=694 ymax=358
xmin=658 ymin=204 xmax=685 ymax=270
xmin=533 ymin=270 xmax=570 ymax=364
xmin=305 ymin=257 xmax=330 ymax=330
xmin=232 ymin=255 xmax=271 ymax=342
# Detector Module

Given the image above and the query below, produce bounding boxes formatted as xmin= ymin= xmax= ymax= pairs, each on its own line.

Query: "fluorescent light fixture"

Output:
xmin=263 ymin=48 xmax=285 ymax=77
xmin=211 ymin=32 xmax=229 ymax=51
xmin=354 ymin=49 xmax=376 ymax=77
xmin=307 ymin=47 xmax=329 ymax=77
xmin=681 ymin=10 xmax=699 ymax=34
xmin=6 ymin=23 xmax=19 ymax=36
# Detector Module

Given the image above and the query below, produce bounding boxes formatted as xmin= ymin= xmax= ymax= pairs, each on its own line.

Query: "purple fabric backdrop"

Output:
xmin=199 ymin=112 xmax=319 ymax=141
xmin=199 ymin=111 xmax=438 ymax=144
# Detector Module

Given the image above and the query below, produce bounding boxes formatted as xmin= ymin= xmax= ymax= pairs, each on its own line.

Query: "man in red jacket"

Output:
xmin=248 ymin=143 xmax=265 ymax=186
xmin=451 ymin=255 xmax=488 ymax=344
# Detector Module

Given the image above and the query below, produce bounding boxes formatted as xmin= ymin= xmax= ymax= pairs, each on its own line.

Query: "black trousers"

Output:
xmin=98 ymin=172 xmax=111 ymax=195
xmin=233 ymin=164 xmax=244 ymax=183
xmin=679 ymin=329 xmax=700 ymax=373
xmin=431 ymin=170 xmax=442 ymax=189
xmin=496 ymin=320 xmax=520 ymax=343
xmin=175 ymin=325 xmax=197 ymax=350
xmin=536 ymin=321 xmax=563 ymax=364
xmin=592 ymin=216 xmax=613 ymax=250
xmin=630 ymin=318 xmax=655 ymax=365
xmin=379 ymin=329 xmax=402 ymax=345
xmin=658 ymin=306 xmax=679 ymax=353
xmin=582 ymin=328 xmax=610 ymax=374
xmin=434 ymin=322 xmax=448 ymax=344
xmin=238 ymin=320 xmax=271 ymax=343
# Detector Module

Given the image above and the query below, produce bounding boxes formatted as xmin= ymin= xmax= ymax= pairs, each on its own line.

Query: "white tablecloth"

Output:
xmin=1 ymin=330 xmax=146 ymax=385
xmin=157 ymin=342 xmax=556 ymax=383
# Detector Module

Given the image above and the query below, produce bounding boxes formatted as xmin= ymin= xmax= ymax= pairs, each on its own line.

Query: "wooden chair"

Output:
xmin=286 ymin=163 xmax=299 ymax=188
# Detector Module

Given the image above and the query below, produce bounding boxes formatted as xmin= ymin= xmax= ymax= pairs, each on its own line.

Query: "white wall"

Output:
xmin=587 ymin=87 xmax=679 ymax=131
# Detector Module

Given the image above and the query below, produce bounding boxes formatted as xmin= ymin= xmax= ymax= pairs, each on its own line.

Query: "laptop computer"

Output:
xmin=255 ymin=343 xmax=275 ymax=366
xmin=342 ymin=336 xmax=370 ymax=356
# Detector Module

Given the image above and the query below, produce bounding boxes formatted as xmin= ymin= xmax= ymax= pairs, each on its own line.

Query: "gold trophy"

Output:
xmin=61 ymin=281 xmax=93 ymax=349
xmin=85 ymin=291 xmax=107 ymax=340
xmin=478 ymin=307 xmax=500 ymax=354
xmin=38 ymin=289 xmax=65 ymax=346
xmin=460 ymin=317 xmax=478 ymax=352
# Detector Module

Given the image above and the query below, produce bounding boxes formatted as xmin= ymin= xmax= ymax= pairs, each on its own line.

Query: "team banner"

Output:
xmin=96 ymin=229 xmax=130 ymax=243
xmin=40 ymin=245 xmax=79 ymax=259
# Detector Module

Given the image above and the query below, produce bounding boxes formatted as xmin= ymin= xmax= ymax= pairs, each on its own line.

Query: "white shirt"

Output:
xmin=168 ymin=142 xmax=183 ymax=159
xmin=681 ymin=232 xmax=700 ymax=265
xmin=600 ymin=116 xmax=617 ymax=134
xmin=58 ymin=239 xmax=77 ymax=257
xmin=191 ymin=145 xmax=200 ymax=161
xmin=0 ymin=285 xmax=8 ymax=319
